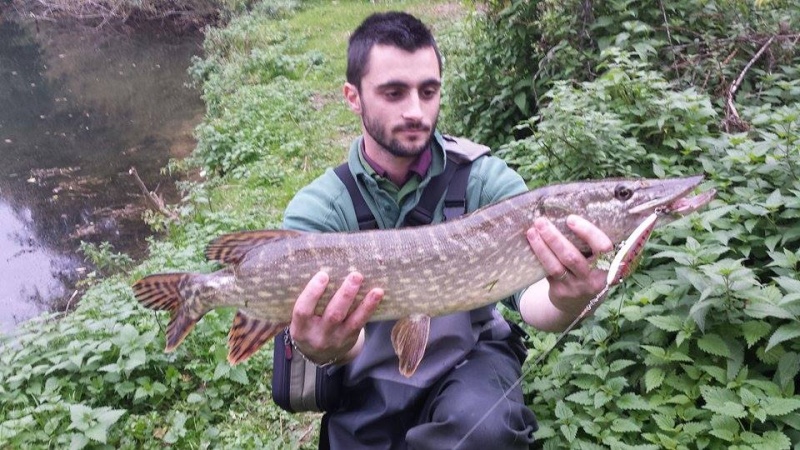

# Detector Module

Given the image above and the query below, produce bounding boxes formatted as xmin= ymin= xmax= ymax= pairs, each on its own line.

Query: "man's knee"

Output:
xmin=406 ymin=391 xmax=535 ymax=449
xmin=450 ymin=397 xmax=536 ymax=448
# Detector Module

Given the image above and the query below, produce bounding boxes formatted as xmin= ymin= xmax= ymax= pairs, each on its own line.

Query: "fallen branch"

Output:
xmin=129 ymin=166 xmax=178 ymax=221
xmin=723 ymin=35 xmax=776 ymax=132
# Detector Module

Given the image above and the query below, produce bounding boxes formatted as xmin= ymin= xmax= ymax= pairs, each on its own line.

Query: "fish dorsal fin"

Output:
xmin=227 ymin=310 xmax=288 ymax=365
xmin=205 ymin=230 xmax=302 ymax=265
xmin=391 ymin=314 xmax=431 ymax=378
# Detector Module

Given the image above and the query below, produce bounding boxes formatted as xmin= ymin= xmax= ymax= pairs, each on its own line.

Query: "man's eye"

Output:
xmin=384 ymin=90 xmax=402 ymax=100
xmin=421 ymin=89 xmax=438 ymax=99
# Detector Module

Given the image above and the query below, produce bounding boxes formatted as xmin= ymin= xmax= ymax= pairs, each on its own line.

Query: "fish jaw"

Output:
xmin=535 ymin=175 xmax=712 ymax=253
xmin=627 ymin=175 xmax=706 ymax=215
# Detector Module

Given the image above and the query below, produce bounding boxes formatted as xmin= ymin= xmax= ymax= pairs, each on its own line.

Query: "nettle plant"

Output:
xmin=506 ymin=51 xmax=800 ymax=448
xmin=189 ymin=12 xmax=323 ymax=178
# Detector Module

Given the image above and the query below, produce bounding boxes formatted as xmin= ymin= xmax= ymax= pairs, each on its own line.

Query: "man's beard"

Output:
xmin=362 ymin=107 xmax=438 ymax=158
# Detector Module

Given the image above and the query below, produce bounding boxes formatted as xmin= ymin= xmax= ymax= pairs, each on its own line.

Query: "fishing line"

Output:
xmin=454 ymin=212 xmax=661 ymax=449
xmin=454 ymin=288 xmax=607 ymax=449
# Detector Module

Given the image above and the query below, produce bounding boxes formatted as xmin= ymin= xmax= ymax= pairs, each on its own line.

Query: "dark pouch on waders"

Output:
xmin=272 ymin=328 xmax=343 ymax=413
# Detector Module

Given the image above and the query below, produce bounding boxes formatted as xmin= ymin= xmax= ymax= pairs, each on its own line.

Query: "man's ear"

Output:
xmin=343 ymin=82 xmax=362 ymax=114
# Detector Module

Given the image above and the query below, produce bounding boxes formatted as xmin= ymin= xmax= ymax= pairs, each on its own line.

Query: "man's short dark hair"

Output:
xmin=346 ymin=12 xmax=442 ymax=89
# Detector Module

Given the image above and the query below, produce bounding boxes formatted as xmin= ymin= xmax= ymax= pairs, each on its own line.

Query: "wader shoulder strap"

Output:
xmin=333 ymin=164 xmax=378 ymax=230
xmin=404 ymin=156 xmax=470 ymax=226
xmin=334 ymin=154 xmax=472 ymax=231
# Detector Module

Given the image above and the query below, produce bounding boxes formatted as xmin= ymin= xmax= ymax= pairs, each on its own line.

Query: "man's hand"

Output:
xmin=289 ymin=271 xmax=383 ymax=365
xmin=520 ymin=215 xmax=613 ymax=331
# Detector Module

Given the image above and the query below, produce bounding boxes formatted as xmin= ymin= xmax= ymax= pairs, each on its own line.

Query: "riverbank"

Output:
xmin=0 ymin=1 xmax=469 ymax=447
xmin=3 ymin=0 xmax=221 ymax=33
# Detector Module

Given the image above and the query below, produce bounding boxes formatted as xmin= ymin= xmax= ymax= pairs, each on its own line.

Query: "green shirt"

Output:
xmin=283 ymin=131 xmax=527 ymax=235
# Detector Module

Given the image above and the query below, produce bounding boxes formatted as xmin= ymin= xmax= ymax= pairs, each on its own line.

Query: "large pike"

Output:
xmin=132 ymin=175 xmax=714 ymax=377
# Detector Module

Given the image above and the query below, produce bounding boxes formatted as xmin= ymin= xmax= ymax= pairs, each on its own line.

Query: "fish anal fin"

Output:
xmin=227 ymin=310 xmax=288 ymax=365
xmin=391 ymin=314 xmax=431 ymax=378
xmin=206 ymin=230 xmax=302 ymax=265
xmin=132 ymin=273 xmax=207 ymax=352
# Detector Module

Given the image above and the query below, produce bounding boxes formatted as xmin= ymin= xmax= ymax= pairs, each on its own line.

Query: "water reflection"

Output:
xmin=0 ymin=17 xmax=204 ymax=332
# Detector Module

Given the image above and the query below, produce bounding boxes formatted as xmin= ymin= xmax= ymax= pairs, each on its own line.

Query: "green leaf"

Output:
xmin=745 ymin=302 xmax=795 ymax=320
xmin=610 ymin=417 xmax=641 ymax=433
xmin=213 ymin=362 xmax=230 ymax=380
xmin=555 ymin=401 xmax=574 ymax=420
xmin=609 ymin=359 xmax=636 ymax=373
xmin=163 ymin=412 xmax=187 ymax=444
xmin=697 ymin=333 xmax=730 ymax=357
xmin=777 ymin=352 xmax=800 ymax=391
xmin=764 ymin=189 xmax=783 ymax=209
xmin=83 ymin=424 xmax=108 ymax=444
xmin=514 ymin=92 xmax=528 ymax=114
xmin=762 ymin=397 xmax=800 ymax=417
xmin=560 ymin=423 xmax=578 ymax=442
xmin=646 ymin=315 xmax=683 ymax=332
xmin=766 ymin=323 xmax=800 ymax=352
xmin=187 ymin=393 xmax=204 ymax=404
xmin=644 ymin=367 xmax=665 ymax=392
xmin=594 ymin=390 xmax=613 ymax=409
xmin=709 ymin=414 xmax=738 ymax=441
xmin=70 ymin=433 xmax=90 ymax=450
xmin=124 ymin=349 xmax=147 ymax=372
xmin=776 ymin=276 xmax=800 ymax=301
xmin=653 ymin=413 xmax=675 ymax=431
xmin=566 ymin=390 xmax=592 ymax=406
xmin=617 ymin=393 xmax=652 ymax=410
xmin=742 ymin=321 xmax=773 ymax=348
xmin=68 ymin=404 xmax=93 ymax=432
xmin=228 ymin=365 xmax=249 ymax=384
xmin=701 ymin=386 xmax=747 ymax=418
xmin=761 ymin=430 xmax=792 ymax=449
xmin=95 ymin=408 xmax=125 ymax=427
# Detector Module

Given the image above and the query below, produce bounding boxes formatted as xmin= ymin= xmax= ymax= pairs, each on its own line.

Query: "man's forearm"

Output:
xmin=519 ymin=280 xmax=587 ymax=332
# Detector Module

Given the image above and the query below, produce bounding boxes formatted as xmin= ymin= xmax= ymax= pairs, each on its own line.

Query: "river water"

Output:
xmin=0 ymin=17 xmax=205 ymax=333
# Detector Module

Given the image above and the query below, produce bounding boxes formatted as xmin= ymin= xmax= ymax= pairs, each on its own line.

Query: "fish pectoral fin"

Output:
xmin=227 ymin=310 xmax=288 ymax=365
xmin=205 ymin=229 xmax=303 ymax=265
xmin=391 ymin=314 xmax=431 ymax=378
xmin=132 ymin=272 xmax=205 ymax=352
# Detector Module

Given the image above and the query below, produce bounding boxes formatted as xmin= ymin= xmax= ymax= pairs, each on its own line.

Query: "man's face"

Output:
xmin=345 ymin=44 xmax=441 ymax=159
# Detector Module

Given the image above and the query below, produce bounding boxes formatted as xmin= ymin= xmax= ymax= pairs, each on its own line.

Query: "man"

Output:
xmin=280 ymin=11 xmax=612 ymax=449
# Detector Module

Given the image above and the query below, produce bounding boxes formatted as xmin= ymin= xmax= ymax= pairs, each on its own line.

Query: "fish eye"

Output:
xmin=614 ymin=185 xmax=634 ymax=201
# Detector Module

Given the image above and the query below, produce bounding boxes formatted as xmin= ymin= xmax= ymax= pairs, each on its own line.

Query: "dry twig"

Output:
xmin=129 ymin=166 xmax=178 ymax=221
xmin=723 ymin=35 xmax=776 ymax=132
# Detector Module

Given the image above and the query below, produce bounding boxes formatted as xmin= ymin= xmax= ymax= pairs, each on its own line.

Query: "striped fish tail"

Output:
xmin=132 ymin=273 xmax=207 ymax=352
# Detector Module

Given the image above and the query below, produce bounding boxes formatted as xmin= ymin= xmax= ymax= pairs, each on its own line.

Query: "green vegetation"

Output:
xmin=444 ymin=0 xmax=800 ymax=447
xmin=2 ymin=0 xmax=799 ymax=448
xmin=0 ymin=1 xmax=466 ymax=448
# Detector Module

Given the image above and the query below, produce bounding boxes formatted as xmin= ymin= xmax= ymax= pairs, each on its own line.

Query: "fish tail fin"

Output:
xmin=132 ymin=273 xmax=206 ymax=352
xmin=227 ymin=310 xmax=288 ymax=365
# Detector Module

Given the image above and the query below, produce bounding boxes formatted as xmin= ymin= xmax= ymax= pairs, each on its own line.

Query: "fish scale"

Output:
xmin=132 ymin=175 xmax=714 ymax=377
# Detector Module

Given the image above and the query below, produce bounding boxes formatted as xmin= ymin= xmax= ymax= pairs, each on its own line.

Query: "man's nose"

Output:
xmin=402 ymin=93 xmax=424 ymax=121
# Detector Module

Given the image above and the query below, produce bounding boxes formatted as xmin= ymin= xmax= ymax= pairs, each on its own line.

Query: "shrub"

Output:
xmin=499 ymin=49 xmax=800 ymax=448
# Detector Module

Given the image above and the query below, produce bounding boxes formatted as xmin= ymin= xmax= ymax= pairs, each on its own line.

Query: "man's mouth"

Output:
xmin=396 ymin=125 xmax=430 ymax=135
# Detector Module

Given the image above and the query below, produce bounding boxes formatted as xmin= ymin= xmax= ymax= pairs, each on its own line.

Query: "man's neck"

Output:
xmin=362 ymin=141 xmax=417 ymax=186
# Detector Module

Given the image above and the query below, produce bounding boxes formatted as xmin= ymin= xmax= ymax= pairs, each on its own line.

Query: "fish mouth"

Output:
xmin=629 ymin=175 xmax=716 ymax=216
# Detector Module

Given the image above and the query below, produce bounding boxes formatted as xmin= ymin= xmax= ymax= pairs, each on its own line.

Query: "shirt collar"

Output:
xmin=359 ymin=140 xmax=432 ymax=184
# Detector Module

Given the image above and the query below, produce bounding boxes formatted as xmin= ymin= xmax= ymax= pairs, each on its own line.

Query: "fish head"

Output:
xmin=537 ymin=175 xmax=715 ymax=252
